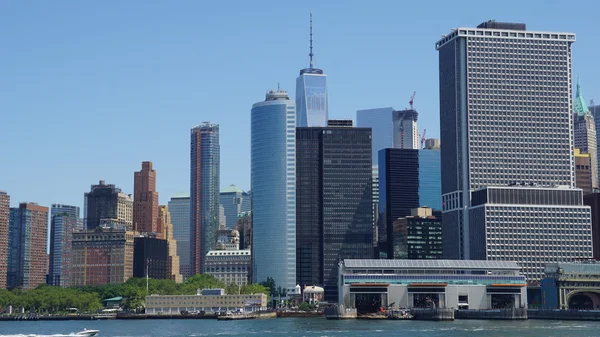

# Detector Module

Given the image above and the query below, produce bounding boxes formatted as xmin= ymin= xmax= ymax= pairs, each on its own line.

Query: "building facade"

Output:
xmin=251 ymin=89 xmax=297 ymax=292
xmin=436 ymin=21 xmax=586 ymax=263
xmin=190 ymin=122 xmax=220 ymax=275
xmin=145 ymin=291 xmax=267 ymax=314
xmin=205 ymin=230 xmax=251 ymax=287
xmin=49 ymin=204 xmax=81 ymax=287
xmin=296 ymin=126 xmax=373 ymax=302
xmin=133 ymin=161 xmax=159 ymax=235
xmin=219 ymin=185 xmax=247 ymax=230
xmin=391 ymin=207 xmax=442 ymax=260
xmin=0 ymin=191 xmax=8 ymax=289
xmin=379 ymin=149 xmax=441 ymax=257
xmin=71 ymin=227 xmax=134 ymax=286
xmin=583 ymin=192 xmax=600 ymax=260
xmin=356 ymin=107 xmax=394 ymax=163
xmin=168 ymin=193 xmax=191 ymax=278
xmin=392 ymin=109 xmax=419 ymax=149
xmin=575 ymin=149 xmax=593 ymax=194
xmin=541 ymin=262 xmax=600 ymax=309
xmin=573 ymin=80 xmax=598 ymax=191
xmin=424 ymin=138 xmax=441 ymax=150
xmin=133 ymin=236 xmax=169 ymax=280
xmin=85 ymin=180 xmax=133 ymax=230
xmin=7 ymin=203 xmax=49 ymax=290
xmin=235 ymin=211 xmax=252 ymax=251
xmin=158 ymin=205 xmax=183 ymax=283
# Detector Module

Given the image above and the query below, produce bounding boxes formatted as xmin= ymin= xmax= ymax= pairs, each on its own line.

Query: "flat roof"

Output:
xmin=343 ymin=259 xmax=521 ymax=271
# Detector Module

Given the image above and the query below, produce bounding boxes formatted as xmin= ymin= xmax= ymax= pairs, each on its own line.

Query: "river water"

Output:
xmin=0 ymin=318 xmax=599 ymax=337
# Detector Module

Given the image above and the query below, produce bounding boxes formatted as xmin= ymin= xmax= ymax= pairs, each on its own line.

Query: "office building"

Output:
xmin=133 ymin=236 xmax=169 ymax=280
xmin=133 ymin=161 xmax=159 ymax=235
xmin=573 ymin=80 xmax=597 ymax=190
xmin=327 ymin=119 xmax=353 ymax=127
xmin=205 ymin=229 xmax=251 ymax=286
xmin=7 ymin=203 xmax=49 ymax=290
xmin=220 ymin=185 xmax=249 ymax=230
xmin=296 ymin=12 xmax=328 ymax=127
xmin=390 ymin=207 xmax=442 ymax=260
xmin=392 ymin=109 xmax=419 ymax=149
xmin=168 ymin=193 xmax=191 ymax=278
xmin=575 ymin=149 xmax=593 ymax=194
xmin=48 ymin=204 xmax=81 ymax=287
xmin=583 ymin=192 xmax=600 ymax=260
xmin=251 ymin=89 xmax=297 ymax=293
xmin=190 ymin=122 xmax=220 ymax=275
xmin=85 ymin=180 xmax=133 ymax=230
xmin=356 ymin=107 xmax=394 ymax=163
xmin=158 ymin=205 xmax=183 ymax=283
xmin=424 ymin=138 xmax=441 ymax=150
xmin=146 ymin=290 xmax=267 ymax=314
xmin=0 ymin=191 xmax=9 ymax=289
xmin=436 ymin=21 xmax=592 ymax=280
xmin=296 ymin=126 xmax=373 ymax=301
xmin=235 ymin=211 xmax=252 ymax=250
xmin=71 ymin=227 xmax=134 ymax=286
xmin=379 ymin=148 xmax=441 ymax=257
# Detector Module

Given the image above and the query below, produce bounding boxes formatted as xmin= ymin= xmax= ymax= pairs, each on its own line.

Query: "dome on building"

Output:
xmin=303 ymin=285 xmax=324 ymax=293
xmin=231 ymin=229 xmax=240 ymax=237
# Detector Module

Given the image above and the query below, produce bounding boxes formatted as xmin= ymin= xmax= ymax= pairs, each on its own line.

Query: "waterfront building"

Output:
xmin=48 ymin=204 xmax=81 ymax=287
xmin=158 ymin=205 xmax=183 ymax=283
xmin=296 ymin=12 xmax=327 ymax=127
xmin=190 ymin=122 xmax=220 ymax=275
xmin=424 ymin=138 xmax=440 ymax=150
xmin=85 ymin=180 xmax=133 ymax=230
xmin=390 ymin=207 xmax=442 ymax=260
xmin=378 ymin=148 xmax=441 ymax=257
xmin=436 ymin=21 xmax=592 ymax=280
xmin=541 ymin=262 xmax=600 ymax=309
xmin=133 ymin=162 xmax=159 ymax=235
xmin=356 ymin=107 xmax=394 ymax=163
xmin=145 ymin=289 xmax=267 ymax=314
xmin=219 ymin=185 xmax=248 ymax=230
xmin=7 ymin=203 xmax=49 ymax=290
xmin=338 ymin=259 xmax=527 ymax=312
xmin=392 ymin=109 xmax=419 ymax=149
xmin=573 ymin=80 xmax=598 ymax=190
xmin=251 ymin=89 xmax=297 ymax=293
xmin=168 ymin=193 xmax=191 ymax=278
xmin=296 ymin=126 xmax=373 ymax=302
xmin=133 ymin=236 xmax=169 ymax=280
xmin=205 ymin=229 xmax=251 ymax=287
xmin=0 ymin=191 xmax=9 ymax=289
xmin=71 ymin=226 xmax=134 ymax=286
xmin=575 ymin=149 xmax=593 ymax=194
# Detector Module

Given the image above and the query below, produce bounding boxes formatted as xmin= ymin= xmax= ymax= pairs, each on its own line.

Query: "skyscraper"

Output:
xmin=356 ymin=107 xmax=394 ymax=163
xmin=436 ymin=21 xmax=592 ymax=280
xmin=392 ymin=109 xmax=419 ymax=149
xmin=0 ymin=191 xmax=9 ymax=289
xmin=49 ymin=204 xmax=81 ymax=287
xmin=168 ymin=193 xmax=191 ymax=278
xmin=133 ymin=161 xmax=159 ymax=235
xmin=158 ymin=205 xmax=182 ymax=283
xmin=573 ymin=79 xmax=598 ymax=191
xmin=219 ymin=185 xmax=248 ymax=229
xmin=296 ymin=12 xmax=328 ymax=127
xmin=296 ymin=126 xmax=373 ymax=301
xmin=190 ymin=122 xmax=220 ymax=275
xmin=85 ymin=180 xmax=133 ymax=230
xmin=7 ymin=203 xmax=49 ymax=290
xmin=251 ymin=89 xmax=296 ymax=292
xmin=575 ymin=149 xmax=593 ymax=194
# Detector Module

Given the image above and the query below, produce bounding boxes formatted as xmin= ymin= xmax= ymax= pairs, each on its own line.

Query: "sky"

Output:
xmin=1 ymin=0 xmax=600 ymax=212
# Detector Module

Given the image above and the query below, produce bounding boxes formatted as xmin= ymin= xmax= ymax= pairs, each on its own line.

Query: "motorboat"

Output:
xmin=76 ymin=328 xmax=100 ymax=336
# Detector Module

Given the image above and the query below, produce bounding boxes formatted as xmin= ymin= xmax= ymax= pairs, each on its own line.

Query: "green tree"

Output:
xmin=259 ymin=277 xmax=277 ymax=296
xmin=298 ymin=302 xmax=314 ymax=312
xmin=226 ymin=282 xmax=240 ymax=295
xmin=240 ymin=284 xmax=269 ymax=295
xmin=179 ymin=274 xmax=226 ymax=294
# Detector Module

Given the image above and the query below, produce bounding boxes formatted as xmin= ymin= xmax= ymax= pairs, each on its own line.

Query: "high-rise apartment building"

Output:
xmin=133 ymin=162 xmax=159 ymax=235
xmin=296 ymin=12 xmax=328 ymax=127
xmin=7 ymin=203 xmax=49 ymax=290
xmin=356 ymin=107 xmax=394 ymax=163
xmin=392 ymin=109 xmax=419 ymax=149
xmin=48 ymin=204 xmax=81 ymax=287
xmin=436 ymin=21 xmax=592 ymax=280
xmin=168 ymin=193 xmax=191 ymax=278
xmin=158 ymin=205 xmax=183 ymax=283
xmin=85 ymin=180 xmax=133 ymax=230
xmin=251 ymin=89 xmax=297 ymax=293
xmin=575 ymin=149 xmax=593 ymax=194
xmin=190 ymin=122 xmax=220 ymax=275
xmin=573 ymin=80 xmax=598 ymax=191
xmin=71 ymin=227 xmax=134 ymax=286
xmin=296 ymin=126 xmax=373 ymax=301
xmin=219 ymin=185 xmax=248 ymax=229
xmin=0 ymin=191 xmax=9 ymax=289
xmin=378 ymin=149 xmax=441 ymax=258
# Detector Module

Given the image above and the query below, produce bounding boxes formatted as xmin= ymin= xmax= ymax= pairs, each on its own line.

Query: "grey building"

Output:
xmin=85 ymin=180 xmax=133 ymax=230
xmin=190 ymin=122 xmax=220 ymax=275
xmin=219 ymin=185 xmax=249 ymax=230
xmin=356 ymin=107 xmax=394 ymax=163
xmin=296 ymin=126 xmax=373 ymax=302
xmin=48 ymin=204 xmax=81 ymax=287
xmin=392 ymin=109 xmax=419 ymax=149
xmin=436 ymin=21 xmax=592 ymax=281
xmin=168 ymin=193 xmax=191 ymax=278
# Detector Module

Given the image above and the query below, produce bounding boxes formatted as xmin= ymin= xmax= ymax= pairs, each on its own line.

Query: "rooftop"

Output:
xmin=343 ymin=259 xmax=521 ymax=271
xmin=221 ymin=184 xmax=244 ymax=194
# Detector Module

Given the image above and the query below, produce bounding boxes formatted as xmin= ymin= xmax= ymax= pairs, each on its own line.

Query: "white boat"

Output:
xmin=76 ymin=328 xmax=100 ymax=336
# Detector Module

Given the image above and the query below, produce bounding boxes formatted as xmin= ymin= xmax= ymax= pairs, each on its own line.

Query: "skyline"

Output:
xmin=2 ymin=0 xmax=600 ymax=212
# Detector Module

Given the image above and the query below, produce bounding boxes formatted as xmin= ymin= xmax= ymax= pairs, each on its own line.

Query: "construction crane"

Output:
xmin=420 ymin=129 xmax=427 ymax=149
xmin=409 ymin=91 xmax=416 ymax=110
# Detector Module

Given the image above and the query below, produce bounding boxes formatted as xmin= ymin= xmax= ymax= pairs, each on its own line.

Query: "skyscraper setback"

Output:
xmin=133 ymin=161 xmax=159 ymax=235
xmin=190 ymin=122 xmax=220 ymax=275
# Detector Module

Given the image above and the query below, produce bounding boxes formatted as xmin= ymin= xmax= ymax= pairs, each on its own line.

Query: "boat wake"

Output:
xmin=0 ymin=334 xmax=84 ymax=337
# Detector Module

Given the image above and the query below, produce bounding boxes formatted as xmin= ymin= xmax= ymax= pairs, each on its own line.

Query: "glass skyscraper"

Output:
xmin=168 ymin=192 xmax=191 ymax=278
xmin=356 ymin=107 xmax=394 ymax=163
xmin=251 ymin=89 xmax=297 ymax=293
xmin=219 ymin=185 xmax=249 ymax=229
xmin=190 ymin=122 xmax=220 ymax=275
xmin=49 ymin=204 xmax=81 ymax=287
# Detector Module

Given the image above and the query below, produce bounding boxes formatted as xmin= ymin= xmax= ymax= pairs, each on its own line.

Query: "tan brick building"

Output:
xmin=158 ymin=205 xmax=182 ymax=283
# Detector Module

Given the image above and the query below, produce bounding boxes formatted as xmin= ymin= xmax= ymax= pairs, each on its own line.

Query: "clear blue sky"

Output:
xmin=1 ymin=0 xmax=599 ymax=211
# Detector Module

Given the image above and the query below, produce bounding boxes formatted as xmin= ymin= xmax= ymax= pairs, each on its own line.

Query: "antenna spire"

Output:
xmin=309 ymin=10 xmax=314 ymax=69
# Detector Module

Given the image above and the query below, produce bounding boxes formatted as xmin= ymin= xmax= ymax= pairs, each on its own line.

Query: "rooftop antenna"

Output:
xmin=309 ymin=10 xmax=314 ymax=70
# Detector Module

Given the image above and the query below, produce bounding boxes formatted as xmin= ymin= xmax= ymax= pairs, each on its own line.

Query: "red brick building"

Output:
xmin=133 ymin=162 xmax=159 ymax=235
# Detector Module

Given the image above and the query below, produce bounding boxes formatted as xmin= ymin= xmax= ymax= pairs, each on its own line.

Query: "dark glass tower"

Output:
xmin=296 ymin=126 xmax=373 ymax=302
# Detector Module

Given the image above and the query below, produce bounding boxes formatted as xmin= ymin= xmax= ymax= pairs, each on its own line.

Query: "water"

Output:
xmin=0 ymin=318 xmax=599 ymax=337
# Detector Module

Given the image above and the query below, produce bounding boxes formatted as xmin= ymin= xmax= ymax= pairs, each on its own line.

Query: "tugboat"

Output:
xmin=76 ymin=328 xmax=100 ymax=336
